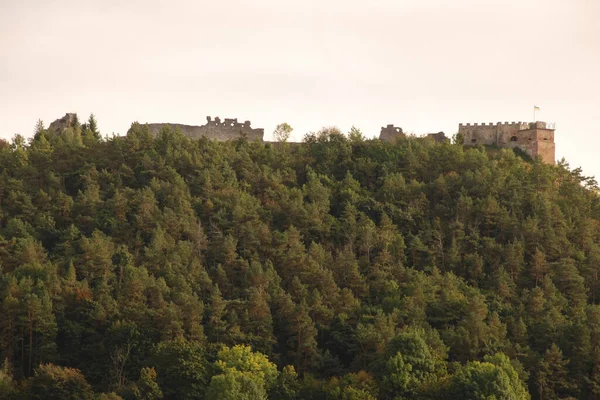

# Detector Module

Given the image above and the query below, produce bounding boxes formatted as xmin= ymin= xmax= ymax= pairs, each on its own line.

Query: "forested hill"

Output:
xmin=0 ymin=118 xmax=599 ymax=400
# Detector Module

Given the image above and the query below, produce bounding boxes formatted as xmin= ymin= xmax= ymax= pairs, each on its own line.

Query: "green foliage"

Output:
xmin=273 ymin=123 xmax=293 ymax=143
xmin=207 ymin=345 xmax=278 ymax=399
xmin=270 ymin=365 xmax=299 ymax=400
xmin=0 ymin=359 xmax=16 ymax=399
xmin=379 ymin=329 xmax=446 ymax=399
xmin=129 ymin=367 xmax=162 ymax=400
xmin=96 ymin=393 xmax=123 ymax=400
xmin=205 ymin=368 xmax=267 ymax=400
xmin=1 ymin=118 xmax=600 ymax=399
xmin=445 ymin=353 xmax=530 ymax=400
xmin=326 ymin=371 xmax=379 ymax=399
xmin=149 ymin=340 xmax=207 ymax=399
xmin=214 ymin=345 xmax=279 ymax=389
xmin=536 ymin=344 xmax=575 ymax=400
xmin=26 ymin=363 xmax=94 ymax=400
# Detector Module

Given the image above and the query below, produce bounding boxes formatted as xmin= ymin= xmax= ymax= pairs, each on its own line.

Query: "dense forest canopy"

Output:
xmin=0 ymin=116 xmax=599 ymax=399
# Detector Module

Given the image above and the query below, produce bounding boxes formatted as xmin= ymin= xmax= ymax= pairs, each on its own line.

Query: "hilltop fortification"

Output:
xmin=459 ymin=121 xmax=555 ymax=164
xmin=145 ymin=116 xmax=264 ymax=141
xmin=44 ymin=113 xmax=556 ymax=164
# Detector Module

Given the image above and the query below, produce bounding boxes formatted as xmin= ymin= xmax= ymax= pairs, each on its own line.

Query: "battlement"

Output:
xmin=460 ymin=121 xmax=525 ymax=128
xmin=459 ymin=121 xmax=555 ymax=130
xmin=205 ymin=116 xmax=254 ymax=129
xmin=145 ymin=116 xmax=264 ymax=141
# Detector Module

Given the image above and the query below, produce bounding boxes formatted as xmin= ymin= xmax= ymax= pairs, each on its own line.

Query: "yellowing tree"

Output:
xmin=273 ymin=123 xmax=293 ymax=142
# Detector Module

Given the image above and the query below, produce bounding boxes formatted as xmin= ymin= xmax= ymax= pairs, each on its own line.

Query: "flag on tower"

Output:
xmin=534 ymin=105 xmax=540 ymax=111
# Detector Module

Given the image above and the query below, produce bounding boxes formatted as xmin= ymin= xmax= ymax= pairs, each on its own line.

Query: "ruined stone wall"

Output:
xmin=379 ymin=125 xmax=405 ymax=142
xmin=48 ymin=113 xmax=78 ymax=134
xmin=426 ymin=132 xmax=448 ymax=143
xmin=146 ymin=116 xmax=264 ymax=141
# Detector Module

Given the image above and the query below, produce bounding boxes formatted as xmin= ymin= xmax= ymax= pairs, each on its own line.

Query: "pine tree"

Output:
xmin=209 ymin=285 xmax=227 ymax=343
xmin=87 ymin=114 xmax=99 ymax=138
xmin=531 ymin=247 xmax=548 ymax=287
xmin=537 ymin=344 xmax=576 ymax=400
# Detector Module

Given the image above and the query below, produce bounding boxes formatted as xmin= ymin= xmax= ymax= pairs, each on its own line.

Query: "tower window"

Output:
xmin=509 ymin=136 xmax=518 ymax=142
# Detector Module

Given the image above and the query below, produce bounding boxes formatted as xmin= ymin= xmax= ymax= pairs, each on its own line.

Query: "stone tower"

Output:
xmin=458 ymin=121 xmax=555 ymax=164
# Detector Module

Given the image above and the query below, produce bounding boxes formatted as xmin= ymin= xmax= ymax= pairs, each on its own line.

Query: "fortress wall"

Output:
xmin=516 ymin=128 xmax=555 ymax=145
xmin=146 ymin=123 xmax=204 ymax=137
xmin=459 ymin=123 xmax=497 ymax=145
xmin=533 ymin=140 xmax=556 ymax=164
xmin=145 ymin=117 xmax=264 ymax=141
xmin=196 ymin=123 xmax=264 ymax=141
xmin=536 ymin=129 xmax=554 ymax=142
xmin=460 ymin=122 xmax=534 ymax=146
xmin=518 ymin=129 xmax=538 ymax=145
xmin=496 ymin=123 xmax=524 ymax=145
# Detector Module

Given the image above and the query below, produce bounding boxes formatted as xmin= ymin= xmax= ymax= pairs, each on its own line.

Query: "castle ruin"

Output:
xmin=459 ymin=121 xmax=555 ymax=164
xmin=44 ymin=113 xmax=556 ymax=165
xmin=145 ymin=116 xmax=264 ymax=141
xmin=426 ymin=131 xmax=448 ymax=143
xmin=48 ymin=113 xmax=78 ymax=134
xmin=379 ymin=124 xmax=405 ymax=141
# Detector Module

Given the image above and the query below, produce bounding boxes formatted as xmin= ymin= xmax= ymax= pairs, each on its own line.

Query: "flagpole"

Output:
xmin=533 ymin=106 xmax=536 ymax=122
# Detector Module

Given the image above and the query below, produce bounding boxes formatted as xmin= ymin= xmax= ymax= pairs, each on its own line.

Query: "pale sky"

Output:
xmin=1 ymin=0 xmax=599 ymax=179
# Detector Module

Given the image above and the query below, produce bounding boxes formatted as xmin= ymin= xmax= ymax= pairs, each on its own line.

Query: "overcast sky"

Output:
xmin=1 ymin=0 xmax=599 ymax=178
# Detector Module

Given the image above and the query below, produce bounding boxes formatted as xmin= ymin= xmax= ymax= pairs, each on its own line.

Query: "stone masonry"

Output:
xmin=379 ymin=124 xmax=405 ymax=142
xmin=48 ymin=113 xmax=78 ymax=134
xmin=458 ymin=121 xmax=555 ymax=164
xmin=380 ymin=125 xmax=449 ymax=144
xmin=145 ymin=116 xmax=264 ymax=141
xmin=426 ymin=131 xmax=448 ymax=143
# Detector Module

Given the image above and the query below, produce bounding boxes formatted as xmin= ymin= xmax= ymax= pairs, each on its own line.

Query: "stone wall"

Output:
xmin=379 ymin=124 xmax=405 ymax=142
xmin=427 ymin=132 xmax=448 ymax=143
xmin=48 ymin=113 xmax=77 ymax=134
xmin=533 ymin=138 xmax=556 ymax=164
xmin=145 ymin=116 xmax=264 ymax=141
xmin=459 ymin=121 xmax=555 ymax=164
